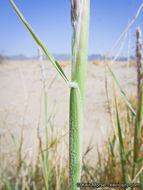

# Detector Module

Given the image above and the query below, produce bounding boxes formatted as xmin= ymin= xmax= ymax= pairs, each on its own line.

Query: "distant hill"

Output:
xmin=5 ymin=54 xmax=136 ymax=61
xmin=88 ymin=54 xmax=103 ymax=60
xmin=6 ymin=54 xmax=30 ymax=60
xmin=0 ymin=55 xmax=4 ymax=64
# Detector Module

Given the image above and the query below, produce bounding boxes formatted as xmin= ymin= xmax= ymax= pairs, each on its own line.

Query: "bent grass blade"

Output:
xmin=107 ymin=63 xmax=136 ymax=116
xmin=9 ymin=0 xmax=69 ymax=84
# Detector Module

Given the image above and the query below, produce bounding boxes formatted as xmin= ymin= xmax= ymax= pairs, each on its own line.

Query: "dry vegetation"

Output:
xmin=1 ymin=59 xmax=142 ymax=189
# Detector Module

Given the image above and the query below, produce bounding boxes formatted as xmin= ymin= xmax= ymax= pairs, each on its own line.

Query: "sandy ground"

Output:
xmin=0 ymin=59 xmax=137 ymax=169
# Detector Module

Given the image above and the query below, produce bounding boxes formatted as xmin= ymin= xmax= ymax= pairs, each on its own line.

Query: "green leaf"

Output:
xmin=107 ymin=64 xmax=136 ymax=116
xmin=113 ymin=82 xmax=129 ymax=183
xmin=109 ymin=135 xmax=116 ymax=166
xmin=136 ymin=157 xmax=143 ymax=164
xmin=3 ymin=175 xmax=12 ymax=190
xmin=9 ymin=0 xmax=68 ymax=84
xmin=140 ymin=173 xmax=143 ymax=189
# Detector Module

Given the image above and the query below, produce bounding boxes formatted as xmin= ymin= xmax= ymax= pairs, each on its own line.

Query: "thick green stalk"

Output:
xmin=69 ymin=0 xmax=90 ymax=189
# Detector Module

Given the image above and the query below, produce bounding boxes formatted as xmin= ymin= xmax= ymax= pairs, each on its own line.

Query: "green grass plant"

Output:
xmin=113 ymin=82 xmax=129 ymax=184
xmin=1 ymin=1 xmax=142 ymax=190
xmin=9 ymin=1 xmax=90 ymax=190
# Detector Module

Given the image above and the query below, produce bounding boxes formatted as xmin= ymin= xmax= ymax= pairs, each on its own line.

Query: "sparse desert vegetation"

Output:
xmin=0 ymin=59 xmax=142 ymax=189
xmin=1 ymin=0 xmax=143 ymax=189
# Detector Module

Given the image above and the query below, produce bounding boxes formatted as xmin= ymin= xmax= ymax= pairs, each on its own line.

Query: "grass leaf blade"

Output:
xmin=113 ymin=81 xmax=129 ymax=183
xmin=9 ymin=0 xmax=69 ymax=84
xmin=107 ymin=64 xmax=136 ymax=116
xmin=3 ymin=175 xmax=12 ymax=190
xmin=136 ymin=157 xmax=143 ymax=164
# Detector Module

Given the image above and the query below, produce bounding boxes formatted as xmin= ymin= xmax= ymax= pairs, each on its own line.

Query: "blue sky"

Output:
xmin=0 ymin=0 xmax=143 ymax=57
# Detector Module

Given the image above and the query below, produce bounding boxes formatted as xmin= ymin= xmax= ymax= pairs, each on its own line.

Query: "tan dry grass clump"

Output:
xmin=92 ymin=60 xmax=100 ymax=66
xmin=60 ymin=61 xmax=71 ymax=68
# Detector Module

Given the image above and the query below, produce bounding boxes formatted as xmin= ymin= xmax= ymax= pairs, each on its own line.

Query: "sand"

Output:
xmin=0 ymin=59 xmax=137 ymax=169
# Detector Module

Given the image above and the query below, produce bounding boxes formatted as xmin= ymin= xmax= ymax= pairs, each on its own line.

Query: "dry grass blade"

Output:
xmin=105 ymin=3 xmax=143 ymax=58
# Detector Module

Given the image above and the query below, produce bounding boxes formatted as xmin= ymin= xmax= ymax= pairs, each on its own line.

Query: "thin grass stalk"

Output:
xmin=70 ymin=0 xmax=90 ymax=189
xmin=38 ymin=48 xmax=51 ymax=189
xmin=38 ymin=48 xmax=48 ymax=151
xmin=105 ymin=3 xmax=143 ymax=59
xmin=113 ymin=81 xmax=129 ymax=183
xmin=126 ymin=30 xmax=131 ymax=88
xmin=3 ymin=175 xmax=12 ymax=190
xmin=107 ymin=63 xmax=136 ymax=116
xmin=140 ymin=173 xmax=143 ymax=189
xmin=136 ymin=27 xmax=143 ymax=100
xmin=109 ymin=135 xmax=116 ymax=167
xmin=136 ymin=27 xmax=143 ymax=134
xmin=132 ymin=27 xmax=143 ymax=179
xmin=103 ymin=59 xmax=115 ymax=136
xmin=98 ymin=50 xmax=136 ymax=117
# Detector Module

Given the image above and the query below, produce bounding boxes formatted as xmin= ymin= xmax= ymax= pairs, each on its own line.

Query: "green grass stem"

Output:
xmin=113 ymin=82 xmax=129 ymax=183
xmin=69 ymin=0 xmax=90 ymax=189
